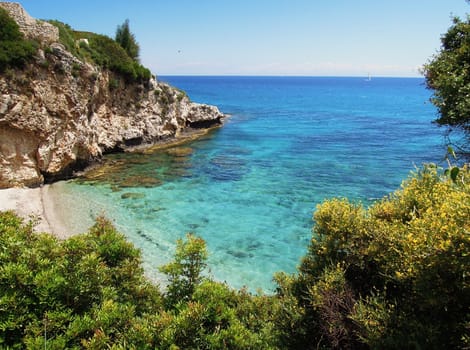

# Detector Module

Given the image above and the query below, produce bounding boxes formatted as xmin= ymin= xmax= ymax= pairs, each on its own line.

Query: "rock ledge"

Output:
xmin=0 ymin=3 xmax=225 ymax=188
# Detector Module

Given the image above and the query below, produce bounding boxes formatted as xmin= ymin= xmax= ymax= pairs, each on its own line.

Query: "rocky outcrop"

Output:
xmin=0 ymin=4 xmax=224 ymax=188
xmin=0 ymin=2 xmax=59 ymax=44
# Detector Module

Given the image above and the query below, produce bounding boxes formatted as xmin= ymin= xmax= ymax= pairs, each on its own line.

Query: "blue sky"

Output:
xmin=12 ymin=0 xmax=470 ymax=76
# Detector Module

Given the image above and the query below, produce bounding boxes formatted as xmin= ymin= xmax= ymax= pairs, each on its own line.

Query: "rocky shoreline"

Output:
xmin=0 ymin=122 xmax=225 ymax=238
xmin=0 ymin=2 xmax=225 ymax=188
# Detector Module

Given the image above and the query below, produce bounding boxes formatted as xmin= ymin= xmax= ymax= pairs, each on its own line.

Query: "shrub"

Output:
xmin=159 ymin=233 xmax=208 ymax=307
xmin=108 ymin=77 xmax=120 ymax=90
xmin=88 ymin=33 xmax=150 ymax=83
xmin=0 ymin=7 xmax=37 ymax=71
xmin=47 ymin=20 xmax=80 ymax=58
xmin=2 ymin=164 xmax=467 ymax=349
xmin=48 ymin=20 xmax=151 ymax=84
xmin=71 ymin=62 xmax=81 ymax=77
xmin=275 ymin=165 xmax=470 ymax=349
xmin=0 ymin=212 xmax=279 ymax=349
xmin=0 ymin=213 xmax=161 ymax=348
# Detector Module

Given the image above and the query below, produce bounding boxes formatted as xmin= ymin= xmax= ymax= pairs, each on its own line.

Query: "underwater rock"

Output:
xmin=121 ymin=192 xmax=146 ymax=200
xmin=227 ymin=250 xmax=254 ymax=259
xmin=163 ymin=168 xmax=190 ymax=179
xmin=165 ymin=147 xmax=193 ymax=157
xmin=205 ymin=154 xmax=247 ymax=181
xmin=120 ymin=175 xmax=162 ymax=188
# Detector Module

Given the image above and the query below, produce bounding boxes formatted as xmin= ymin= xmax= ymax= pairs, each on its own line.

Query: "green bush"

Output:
xmin=162 ymin=280 xmax=277 ymax=349
xmin=423 ymin=16 xmax=470 ymax=133
xmin=0 ymin=213 xmax=277 ymax=349
xmin=86 ymin=33 xmax=151 ymax=83
xmin=1 ymin=165 xmax=468 ymax=349
xmin=48 ymin=20 xmax=151 ymax=84
xmin=159 ymin=233 xmax=208 ymax=307
xmin=1 ymin=13 xmax=149 ymax=83
xmin=47 ymin=20 xmax=81 ymax=58
xmin=275 ymin=165 xmax=470 ymax=349
xmin=0 ymin=7 xmax=37 ymax=71
xmin=0 ymin=213 xmax=161 ymax=348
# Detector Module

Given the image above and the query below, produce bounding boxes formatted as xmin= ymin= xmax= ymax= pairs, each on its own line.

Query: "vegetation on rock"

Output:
xmin=0 ymin=7 xmax=37 ymax=71
xmin=47 ymin=19 xmax=151 ymax=83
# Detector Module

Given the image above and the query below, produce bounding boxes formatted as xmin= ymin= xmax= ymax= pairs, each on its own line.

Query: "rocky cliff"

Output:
xmin=0 ymin=3 xmax=224 ymax=188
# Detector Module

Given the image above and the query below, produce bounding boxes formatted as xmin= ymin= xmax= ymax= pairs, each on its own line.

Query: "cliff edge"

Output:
xmin=0 ymin=3 xmax=224 ymax=188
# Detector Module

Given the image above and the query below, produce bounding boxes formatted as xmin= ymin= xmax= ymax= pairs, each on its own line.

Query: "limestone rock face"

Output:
xmin=0 ymin=5 xmax=224 ymax=188
xmin=0 ymin=2 xmax=59 ymax=44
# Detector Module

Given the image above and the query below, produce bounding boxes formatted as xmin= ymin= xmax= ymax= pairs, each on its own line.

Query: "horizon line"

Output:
xmin=157 ymin=74 xmax=424 ymax=79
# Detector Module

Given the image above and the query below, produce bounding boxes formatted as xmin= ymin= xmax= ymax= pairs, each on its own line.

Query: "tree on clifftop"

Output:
xmin=115 ymin=19 xmax=140 ymax=62
xmin=423 ymin=14 xmax=470 ymax=155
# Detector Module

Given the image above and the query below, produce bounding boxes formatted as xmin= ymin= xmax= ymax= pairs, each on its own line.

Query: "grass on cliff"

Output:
xmin=48 ymin=20 xmax=151 ymax=83
xmin=0 ymin=8 xmax=150 ymax=82
xmin=0 ymin=7 xmax=38 ymax=71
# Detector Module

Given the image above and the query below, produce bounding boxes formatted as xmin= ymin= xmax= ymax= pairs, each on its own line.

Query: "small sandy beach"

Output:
xmin=0 ymin=127 xmax=225 ymax=240
xmin=0 ymin=185 xmax=72 ymax=239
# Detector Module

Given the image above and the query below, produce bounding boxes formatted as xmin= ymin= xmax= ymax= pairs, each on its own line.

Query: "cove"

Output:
xmin=50 ymin=76 xmax=446 ymax=292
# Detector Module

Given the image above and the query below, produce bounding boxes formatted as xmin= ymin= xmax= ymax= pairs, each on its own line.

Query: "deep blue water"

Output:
xmin=53 ymin=76 xmax=446 ymax=291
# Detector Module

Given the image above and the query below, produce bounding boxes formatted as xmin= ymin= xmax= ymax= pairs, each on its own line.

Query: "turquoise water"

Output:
xmin=54 ymin=76 xmax=445 ymax=292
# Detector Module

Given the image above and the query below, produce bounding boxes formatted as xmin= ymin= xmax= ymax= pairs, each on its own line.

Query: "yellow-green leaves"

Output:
xmin=281 ymin=165 xmax=470 ymax=348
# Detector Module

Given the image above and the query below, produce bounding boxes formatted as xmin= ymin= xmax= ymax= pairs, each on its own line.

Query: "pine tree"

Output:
xmin=115 ymin=19 xmax=140 ymax=62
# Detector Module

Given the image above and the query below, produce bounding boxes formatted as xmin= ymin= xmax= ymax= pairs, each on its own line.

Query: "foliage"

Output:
xmin=274 ymin=164 xmax=470 ymax=349
xmin=115 ymin=19 xmax=140 ymax=62
xmin=0 ymin=214 xmax=161 ymax=348
xmin=160 ymin=233 xmax=208 ymax=307
xmin=48 ymin=20 xmax=151 ymax=83
xmin=0 ymin=7 xmax=37 ymax=71
xmin=154 ymin=234 xmax=277 ymax=348
xmin=0 ymin=213 xmax=277 ymax=349
xmin=1 ymin=163 xmax=468 ymax=348
xmin=87 ymin=33 xmax=150 ymax=82
xmin=423 ymin=15 xmax=470 ymax=154
xmin=47 ymin=20 xmax=81 ymax=58
xmin=151 ymin=280 xmax=277 ymax=349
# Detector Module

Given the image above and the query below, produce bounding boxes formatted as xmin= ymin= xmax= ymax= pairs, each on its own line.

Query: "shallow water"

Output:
xmin=52 ymin=76 xmax=445 ymax=292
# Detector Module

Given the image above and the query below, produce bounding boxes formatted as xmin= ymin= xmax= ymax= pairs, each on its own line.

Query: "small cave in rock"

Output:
xmin=123 ymin=136 xmax=144 ymax=147
xmin=42 ymin=158 xmax=91 ymax=184
xmin=187 ymin=118 xmax=222 ymax=129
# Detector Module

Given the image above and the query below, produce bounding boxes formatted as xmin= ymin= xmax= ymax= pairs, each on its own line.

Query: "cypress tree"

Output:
xmin=115 ymin=19 xmax=140 ymax=62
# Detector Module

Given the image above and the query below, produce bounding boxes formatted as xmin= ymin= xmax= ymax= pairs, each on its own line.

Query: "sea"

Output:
xmin=50 ymin=76 xmax=446 ymax=292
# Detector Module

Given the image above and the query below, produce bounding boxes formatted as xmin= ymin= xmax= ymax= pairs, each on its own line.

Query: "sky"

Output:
xmin=10 ymin=0 xmax=470 ymax=77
